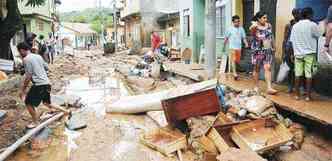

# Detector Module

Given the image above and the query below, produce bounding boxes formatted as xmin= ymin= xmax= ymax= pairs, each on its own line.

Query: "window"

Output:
xmin=216 ymin=6 xmax=226 ymax=37
xmin=37 ymin=20 xmax=44 ymax=31
xmin=183 ymin=9 xmax=190 ymax=37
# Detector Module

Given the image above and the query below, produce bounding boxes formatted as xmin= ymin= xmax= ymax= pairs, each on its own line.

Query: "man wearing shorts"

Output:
xmin=17 ymin=42 xmax=69 ymax=128
xmin=223 ymin=15 xmax=248 ymax=80
xmin=290 ymin=7 xmax=321 ymax=101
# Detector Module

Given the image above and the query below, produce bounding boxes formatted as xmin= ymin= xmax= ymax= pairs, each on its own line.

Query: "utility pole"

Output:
xmin=113 ymin=0 xmax=118 ymax=52
xmin=204 ymin=0 xmax=217 ymax=79
xmin=99 ymin=0 xmax=105 ymax=46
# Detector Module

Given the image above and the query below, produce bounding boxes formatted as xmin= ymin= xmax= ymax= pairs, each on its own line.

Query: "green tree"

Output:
xmin=72 ymin=15 xmax=87 ymax=23
xmin=0 ymin=0 xmax=45 ymax=60
xmin=90 ymin=15 xmax=113 ymax=34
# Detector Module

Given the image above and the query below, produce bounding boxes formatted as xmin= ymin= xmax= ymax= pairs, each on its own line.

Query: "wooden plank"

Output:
xmin=207 ymin=128 xmax=230 ymax=153
xmin=146 ymin=111 xmax=168 ymax=127
xmin=162 ymin=89 xmax=220 ymax=127
xmin=140 ymin=127 xmax=187 ymax=157
xmin=230 ymin=119 xmax=293 ymax=153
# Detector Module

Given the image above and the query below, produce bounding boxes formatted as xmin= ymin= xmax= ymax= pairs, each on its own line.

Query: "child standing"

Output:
xmin=223 ymin=15 xmax=249 ymax=80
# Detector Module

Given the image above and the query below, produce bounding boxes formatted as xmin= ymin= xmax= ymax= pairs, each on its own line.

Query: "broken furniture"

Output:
xmin=169 ymin=48 xmax=181 ymax=61
xmin=162 ymin=88 xmax=220 ymax=128
xmin=230 ymin=119 xmax=293 ymax=153
xmin=140 ymin=127 xmax=187 ymax=157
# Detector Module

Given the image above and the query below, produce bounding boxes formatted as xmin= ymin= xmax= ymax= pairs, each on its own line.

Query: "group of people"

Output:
xmin=223 ymin=6 xmax=332 ymax=101
xmin=25 ymin=32 xmax=60 ymax=64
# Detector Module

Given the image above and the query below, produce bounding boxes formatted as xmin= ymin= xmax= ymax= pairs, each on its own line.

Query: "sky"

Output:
xmin=59 ymin=0 xmax=111 ymax=12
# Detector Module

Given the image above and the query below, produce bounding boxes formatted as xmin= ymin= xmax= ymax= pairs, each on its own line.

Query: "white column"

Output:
xmin=205 ymin=0 xmax=217 ymax=79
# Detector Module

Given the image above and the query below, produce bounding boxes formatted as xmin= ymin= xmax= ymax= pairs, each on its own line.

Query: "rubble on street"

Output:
xmin=1 ymin=48 xmax=331 ymax=161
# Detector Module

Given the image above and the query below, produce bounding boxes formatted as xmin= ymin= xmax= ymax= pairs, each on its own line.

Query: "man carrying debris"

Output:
xmin=223 ymin=15 xmax=249 ymax=80
xmin=17 ymin=42 xmax=69 ymax=128
xmin=290 ymin=7 xmax=321 ymax=101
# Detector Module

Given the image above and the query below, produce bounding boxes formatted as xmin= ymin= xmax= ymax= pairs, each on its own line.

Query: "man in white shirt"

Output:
xmin=290 ymin=7 xmax=321 ymax=101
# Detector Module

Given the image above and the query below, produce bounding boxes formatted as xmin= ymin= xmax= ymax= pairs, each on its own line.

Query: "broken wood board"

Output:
xmin=216 ymin=148 xmax=267 ymax=161
xmin=197 ymin=136 xmax=219 ymax=154
xmin=162 ymin=88 xmax=220 ymax=127
xmin=146 ymin=111 xmax=168 ymax=127
xmin=230 ymin=119 xmax=293 ymax=153
xmin=207 ymin=128 xmax=230 ymax=153
xmin=140 ymin=127 xmax=187 ymax=157
xmin=107 ymin=79 xmax=217 ymax=114
xmin=163 ymin=62 xmax=208 ymax=81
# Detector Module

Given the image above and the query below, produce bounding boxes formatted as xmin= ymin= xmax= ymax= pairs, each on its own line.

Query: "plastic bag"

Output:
xmin=277 ymin=62 xmax=290 ymax=83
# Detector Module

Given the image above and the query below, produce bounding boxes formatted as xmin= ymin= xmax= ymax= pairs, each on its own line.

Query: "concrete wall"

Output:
xmin=179 ymin=0 xmax=194 ymax=58
xmin=121 ymin=0 xmax=140 ymax=18
xmin=29 ymin=18 xmax=53 ymax=38
xmin=275 ymin=0 xmax=296 ymax=62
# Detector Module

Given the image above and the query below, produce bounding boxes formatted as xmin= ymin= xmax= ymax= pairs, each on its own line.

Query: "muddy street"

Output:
xmin=1 ymin=48 xmax=331 ymax=161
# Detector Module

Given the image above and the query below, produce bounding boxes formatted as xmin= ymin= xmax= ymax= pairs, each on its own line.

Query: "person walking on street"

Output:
xmin=324 ymin=5 xmax=332 ymax=54
xmin=250 ymin=11 xmax=278 ymax=95
xmin=282 ymin=8 xmax=302 ymax=93
xmin=17 ymin=42 xmax=70 ymax=128
xmin=47 ymin=33 xmax=56 ymax=64
xmin=37 ymin=35 xmax=49 ymax=62
xmin=290 ymin=7 xmax=321 ymax=101
xmin=223 ymin=15 xmax=249 ymax=80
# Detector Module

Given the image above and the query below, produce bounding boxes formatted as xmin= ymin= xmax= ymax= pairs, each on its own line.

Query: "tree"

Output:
xmin=0 ymin=0 xmax=44 ymax=60
xmin=90 ymin=15 xmax=113 ymax=34
xmin=72 ymin=15 xmax=87 ymax=23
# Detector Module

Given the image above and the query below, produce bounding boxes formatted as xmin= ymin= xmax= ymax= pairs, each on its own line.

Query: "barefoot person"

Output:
xmin=290 ymin=7 xmax=321 ymax=101
xmin=223 ymin=15 xmax=249 ymax=80
xmin=17 ymin=42 xmax=69 ymax=128
xmin=250 ymin=12 xmax=278 ymax=94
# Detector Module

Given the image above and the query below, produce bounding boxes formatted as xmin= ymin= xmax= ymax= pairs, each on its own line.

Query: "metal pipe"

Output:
xmin=0 ymin=112 xmax=64 ymax=161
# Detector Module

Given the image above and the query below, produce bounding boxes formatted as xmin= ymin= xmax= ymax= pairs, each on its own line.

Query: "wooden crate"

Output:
xmin=230 ymin=119 xmax=293 ymax=153
xmin=162 ymin=88 xmax=220 ymax=127
xmin=140 ymin=127 xmax=187 ymax=156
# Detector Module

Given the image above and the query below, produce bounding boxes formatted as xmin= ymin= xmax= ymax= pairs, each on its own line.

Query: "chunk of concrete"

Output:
xmin=51 ymin=94 xmax=83 ymax=108
xmin=65 ymin=112 xmax=87 ymax=131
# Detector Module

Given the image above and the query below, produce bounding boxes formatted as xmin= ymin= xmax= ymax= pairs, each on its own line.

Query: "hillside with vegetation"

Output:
xmin=60 ymin=8 xmax=114 ymax=33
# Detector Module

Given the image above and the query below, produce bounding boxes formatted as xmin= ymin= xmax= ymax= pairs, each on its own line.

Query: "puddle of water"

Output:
xmin=65 ymin=71 xmax=129 ymax=118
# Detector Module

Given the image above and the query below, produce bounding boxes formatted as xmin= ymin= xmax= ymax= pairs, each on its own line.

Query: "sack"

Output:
xmin=277 ymin=62 xmax=290 ymax=83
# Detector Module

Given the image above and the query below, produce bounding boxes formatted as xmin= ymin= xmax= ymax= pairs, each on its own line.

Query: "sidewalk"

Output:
xmin=219 ymin=73 xmax=332 ymax=126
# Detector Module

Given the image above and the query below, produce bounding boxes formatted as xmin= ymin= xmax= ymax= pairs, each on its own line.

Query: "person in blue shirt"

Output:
xmin=223 ymin=15 xmax=249 ymax=80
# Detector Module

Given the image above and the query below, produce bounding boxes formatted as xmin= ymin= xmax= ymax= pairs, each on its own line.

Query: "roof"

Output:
xmin=62 ymin=22 xmax=97 ymax=35
xmin=157 ymin=12 xmax=180 ymax=23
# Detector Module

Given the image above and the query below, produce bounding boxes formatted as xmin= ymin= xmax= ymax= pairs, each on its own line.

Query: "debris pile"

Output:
xmin=128 ymin=81 xmax=310 ymax=161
